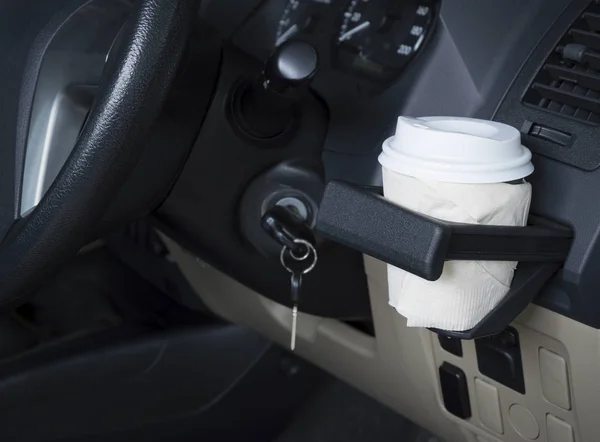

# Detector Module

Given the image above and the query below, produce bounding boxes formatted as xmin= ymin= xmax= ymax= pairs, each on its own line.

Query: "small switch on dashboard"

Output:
xmin=439 ymin=362 xmax=471 ymax=419
xmin=521 ymin=119 xmax=573 ymax=147
xmin=438 ymin=335 xmax=463 ymax=357
xmin=475 ymin=327 xmax=525 ymax=394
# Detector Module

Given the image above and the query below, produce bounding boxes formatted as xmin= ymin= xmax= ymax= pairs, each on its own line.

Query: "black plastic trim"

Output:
xmin=439 ymin=363 xmax=471 ymax=419
xmin=494 ymin=0 xmax=600 ymax=329
xmin=316 ymin=182 xmax=572 ymax=281
xmin=316 ymin=181 xmax=572 ymax=339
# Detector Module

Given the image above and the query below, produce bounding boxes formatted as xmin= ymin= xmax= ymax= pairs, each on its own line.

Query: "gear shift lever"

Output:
xmin=236 ymin=40 xmax=318 ymax=139
xmin=258 ymin=40 xmax=318 ymax=108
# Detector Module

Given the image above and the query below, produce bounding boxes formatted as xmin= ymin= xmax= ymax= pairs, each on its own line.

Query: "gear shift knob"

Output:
xmin=235 ymin=41 xmax=319 ymax=139
xmin=262 ymin=40 xmax=318 ymax=104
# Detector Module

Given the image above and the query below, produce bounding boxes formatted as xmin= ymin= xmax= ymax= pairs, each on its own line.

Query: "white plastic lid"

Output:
xmin=378 ymin=116 xmax=534 ymax=183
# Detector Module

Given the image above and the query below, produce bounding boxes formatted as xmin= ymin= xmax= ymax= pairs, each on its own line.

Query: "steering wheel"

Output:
xmin=0 ymin=0 xmax=195 ymax=307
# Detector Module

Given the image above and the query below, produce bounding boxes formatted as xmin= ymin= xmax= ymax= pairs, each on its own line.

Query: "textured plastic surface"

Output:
xmin=158 ymin=47 xmax=370 ymax=320
xmin=447 ymin=220 xmax=572 ymax=262
xmin=317 ymin=182 xmax=571 ymax=279
xmin=316 ymin=0 xmax=571 ymax=185
xmin=239 ymin=160 xmax=323 ymax=259
xmin=316 ymin=181 xmax=451 ymax=281
xmin=199 ymin=0 xmax=263 ymax=39
xmin=98 ymin=22 xmax=222 ymax=237
xmin=493 ymin=0 xmax=600 ymax=329
xmin=513 ymin=1 xmax=600 ymax=171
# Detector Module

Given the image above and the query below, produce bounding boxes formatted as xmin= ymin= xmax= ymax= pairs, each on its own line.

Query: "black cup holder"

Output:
xmin=315 ymin=181 xmax=573 ymax=340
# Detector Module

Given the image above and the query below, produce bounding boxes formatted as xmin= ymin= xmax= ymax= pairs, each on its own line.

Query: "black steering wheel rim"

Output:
xmin=0 ymin=0 xmax=195 ymax=308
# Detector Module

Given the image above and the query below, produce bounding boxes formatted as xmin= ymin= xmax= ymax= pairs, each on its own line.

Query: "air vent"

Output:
xmin=523 ymin=2 xmax=600 ymax=124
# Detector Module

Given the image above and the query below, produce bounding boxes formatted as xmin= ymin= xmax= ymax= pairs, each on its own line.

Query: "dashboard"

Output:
xmin=195 ymin=0 xmax=600 ymax=333
xmin=255 ymin=0 xmax=438 ymax=84
xmin=200 ymin=0 xmax=570 ymax=185
xmin=161 ymin=2 xmax=600 ymax=442
xmin=167 ymin=0 xmax=589 ymax=323
xmin=230 ymin=0 xmax=440 ymax=181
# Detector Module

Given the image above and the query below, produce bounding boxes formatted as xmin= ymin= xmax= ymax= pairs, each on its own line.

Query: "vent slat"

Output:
xmin=583 ymin=12 xmax=600 ymax=31
xmin=545 ymin=64 xmax=600 ymax=91
xmin=571 ymin=29 xmax=600 ymax=51
xmin=582 ymin=50 xmax=600 ymax=70
xmin=532 ymin=83 xmax=600 ymax=114
xmin=523 ymin=5 xmax=600 ymax=124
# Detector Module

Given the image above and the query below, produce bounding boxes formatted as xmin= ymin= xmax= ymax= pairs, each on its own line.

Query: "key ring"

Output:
xmin=290 ymin=242 xmax=310 ymax=261
xmin=280 ymin=239 xmax=318 ymax=274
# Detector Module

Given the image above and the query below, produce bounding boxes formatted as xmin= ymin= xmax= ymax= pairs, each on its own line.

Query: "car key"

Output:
xmin=290 ymin=271 xmax=302 ymax=351
xmin=280 ymin=238 xmax=318 ymax=351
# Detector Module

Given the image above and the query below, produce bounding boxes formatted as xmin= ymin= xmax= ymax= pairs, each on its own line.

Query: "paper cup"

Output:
xmin=378 ymin=116 xmax=534 ymax=330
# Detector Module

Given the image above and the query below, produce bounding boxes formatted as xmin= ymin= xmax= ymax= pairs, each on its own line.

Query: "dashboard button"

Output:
xmin=439 ymin=362 xmax=471 ymax=419
xmin=546 ymin=414 xmax=574 ymax=442
xmin=438 ymin=335 xmax=463 ymax=357
xmin=475 ymin=327 xmax=525 ymax=394
xmin=509 ymin=404 xmax=539 ymax=440
xmin=475 ymin=378 xmax=503 ymax=434
xmin=539 ymin=348 xmax=571 ymax=410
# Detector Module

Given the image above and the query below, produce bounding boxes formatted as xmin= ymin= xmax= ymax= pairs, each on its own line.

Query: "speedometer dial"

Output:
xmin=335 ymin=0 xmax=438 ymax=81
xmin=275 ymin=0 xmax=332 ymax=47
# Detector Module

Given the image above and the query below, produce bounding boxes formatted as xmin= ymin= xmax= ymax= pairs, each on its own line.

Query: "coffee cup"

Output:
xmin=378 ymin=116 xmax=534 ymax=331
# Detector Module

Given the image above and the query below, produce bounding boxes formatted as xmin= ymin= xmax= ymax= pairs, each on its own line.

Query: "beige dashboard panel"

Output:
xmin=162 ymin=233 xmax=599 ymax=442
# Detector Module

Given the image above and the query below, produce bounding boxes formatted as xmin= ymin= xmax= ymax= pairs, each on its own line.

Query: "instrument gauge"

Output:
xmin=335 ymin=0 xmax=438 ymax=81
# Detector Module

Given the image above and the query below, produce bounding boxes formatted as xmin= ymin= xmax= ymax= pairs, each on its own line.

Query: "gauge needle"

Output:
xmin=339 ymin=21 xmax=371 ymax=42
xmin=276 ymin=24 xmax=299 ymax=46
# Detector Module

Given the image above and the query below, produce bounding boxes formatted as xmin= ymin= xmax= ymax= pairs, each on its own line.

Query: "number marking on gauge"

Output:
xmin=397 ymin=44 xmax=413 ymax=56
xmin=334 ymin=0 xmax=437 ymax=80
xmin=417 ymin=5 xmax=430 ymax=16
xmin=410 ymin=25 xmax=424 ymax=37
